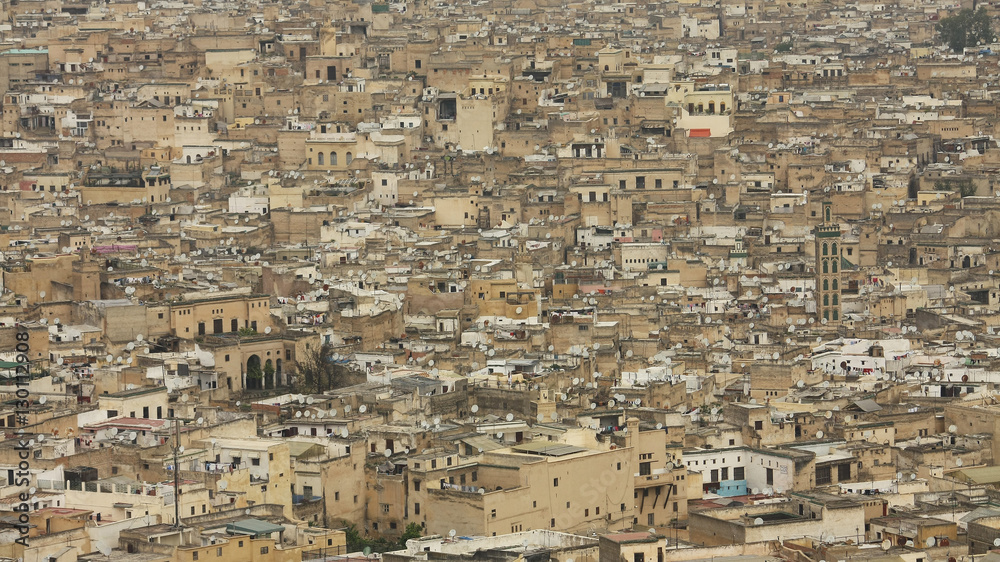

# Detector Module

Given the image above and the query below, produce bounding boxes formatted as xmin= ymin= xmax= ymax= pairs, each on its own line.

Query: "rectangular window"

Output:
xmin=838 ymin=463 xmax=851 ymax=481
xmin=553 ymin=478 xmax=559 ymax=487
xmin=734 ymin=467 xmax=745 ymax=480
xmin=816 ymin=465 xmax=831 ymax=485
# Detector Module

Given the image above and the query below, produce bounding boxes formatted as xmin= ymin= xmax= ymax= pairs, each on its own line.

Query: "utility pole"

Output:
xmin=173 ymin=416 xmax=181 ymax=527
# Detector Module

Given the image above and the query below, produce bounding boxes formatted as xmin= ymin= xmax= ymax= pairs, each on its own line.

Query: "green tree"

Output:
xmin=937 ymin=8 xmax=995 ymax=52
xmin=934 ymin=178 xmax=978 ymax=197
xmin=775 ymin=41 xmax=793 ymax=53
xmin=958 ymin=179 xmax=977 ymax=197
xmin=341 ymin=522 xmax=409 ymax=554
xmin=399 ymin=523 xmax=423 ymax=545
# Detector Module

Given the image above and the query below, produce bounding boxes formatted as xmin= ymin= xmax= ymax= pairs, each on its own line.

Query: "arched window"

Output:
xmin=317 ymin=152 xmax=325 ymax=165
xmin=604 ymin=65 xmax=609 ymax=71
xmin=832 ymin=294 xmax=839 ymax=305
xmin=823 ymin=294 xmax=829 ymax=306
xmin=825 ymin=207 xmax=831 ymax=222
xmin=832 ymin=279 xmax=838 ymax=290
xmin=720 ymin=102 xmax=726 ymax=113
xmin=708 ymin=101 xmax=715 ymax=114
xmin=833 ymin=310 xmax=839 ymax=320
xmin=823 ymin=260 xmax=828 ymax=274
xmin=331 ymin=152 xmax=338 ymax=165
xmin=823 ymin=279 xmax=829 ymax=291
xmin=832 ymin=260 xmax=838 ymax=273
xmin=823 ymin=310 xmax=829 ymax=321
xmin=822 ymin=243 xmax=828 ymax=256
xmin=831 ymin=243 xmax=838 ymax=255
xmin=346 ymin=152 xmax=353 ymax=164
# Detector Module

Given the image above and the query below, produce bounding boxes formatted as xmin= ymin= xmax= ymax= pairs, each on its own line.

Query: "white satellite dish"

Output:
xmin=359 ymin=405 xmax=367 ymax=414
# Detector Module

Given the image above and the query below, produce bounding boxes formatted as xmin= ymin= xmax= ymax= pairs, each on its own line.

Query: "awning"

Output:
xmin=689 ymin=128 xmax=712 ymax=138
xmin=225 ymin=518 xmax=285 ymax=538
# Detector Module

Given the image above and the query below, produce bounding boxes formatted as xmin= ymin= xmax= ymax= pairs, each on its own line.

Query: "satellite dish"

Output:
xmin=449 ymin=530 xmax=457 ymax=538
xmin=384 ymin=449 xmax=393 ymax=457
xmin=881 ymin=539 xmax=891 ymax=550
xmin=956 ymin=458 xmax=964 ymax=467
xmin=505 ymin=413 xmax=514 ymax=422
xmin=197 ymin=417 xmax=204 ymax=425
xmin=754 ymin=518 xmax=764 ymax=526
xmin=816 ymin=430 xmax=824 ymax=438
xmin=219 ymin=480 xmax=228 ymax=490
xmin=359 ymin=405 xmax=367 ymax=414
xmin=949 ymin=425 xmax=957 ymax=433
xmin=925 ymin=537 xmax=936 ymax=548
xmin=97 ymin=541 xmax=113 ymax=556
xmin=471 ymin=405 xmax=479 ymax=413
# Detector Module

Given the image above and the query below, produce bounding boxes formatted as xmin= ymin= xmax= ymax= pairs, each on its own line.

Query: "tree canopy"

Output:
xmin=294 ymin=342 xmax=365 ymax=393
xmin=937 ymin=8 xmax=994 ymax=52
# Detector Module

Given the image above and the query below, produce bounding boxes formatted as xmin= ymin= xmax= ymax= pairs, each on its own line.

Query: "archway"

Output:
xmin=246 ymin=355 xmax=262 ymax=391
xmin=264 ymin=359 xmax=274 ymax=390
xmin=963 ymin=255 xmax=971 ymax=268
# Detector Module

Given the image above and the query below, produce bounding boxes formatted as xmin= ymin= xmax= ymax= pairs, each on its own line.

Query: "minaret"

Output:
xmin=72 ymin=246 xmax=102 ymax=301
xmin=815 ymin=201 xmax=842 ymax=324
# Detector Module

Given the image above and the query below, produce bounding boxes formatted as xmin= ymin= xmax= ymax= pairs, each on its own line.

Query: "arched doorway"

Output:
xmin=264 ymin=359 xmax=274 ymax=390
xmin=246 ymin=355 xmax=262 ymax=390
xmin=963 ymin=255 xmax=971 ymax=268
